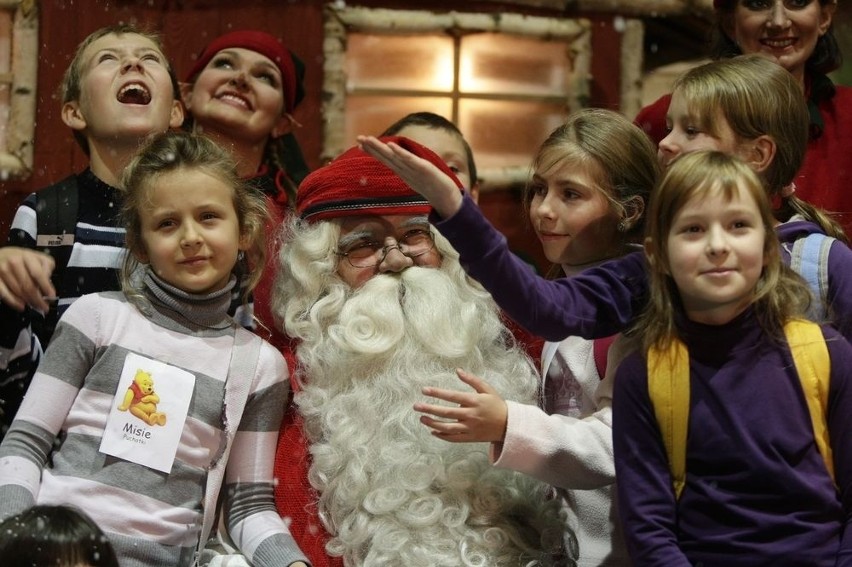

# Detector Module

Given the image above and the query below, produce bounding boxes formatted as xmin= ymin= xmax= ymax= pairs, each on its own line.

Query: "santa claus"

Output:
xmin=271 ymin=137 xmax=573 ymax=566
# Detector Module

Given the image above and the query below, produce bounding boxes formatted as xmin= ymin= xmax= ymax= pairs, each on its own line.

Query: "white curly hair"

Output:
xmin=271 ymin=216 xmax=574 ymax=566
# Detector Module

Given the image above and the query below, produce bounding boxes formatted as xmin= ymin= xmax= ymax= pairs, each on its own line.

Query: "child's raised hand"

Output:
xmin=0 ymin=247 xmax=56 ymax=312
xmin=413 ymin=368 xmax=508 ymax=443
xmin=357 ymin=135 xmax=464 ymax=219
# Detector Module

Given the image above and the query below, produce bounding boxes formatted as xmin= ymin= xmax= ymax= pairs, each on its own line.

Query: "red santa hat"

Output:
xmin=297 ymin=136 xmax=463 ymax=222
xmin=186 ymin=30 xmax=300 ymax=113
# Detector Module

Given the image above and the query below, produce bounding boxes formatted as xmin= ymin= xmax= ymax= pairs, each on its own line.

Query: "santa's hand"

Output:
xmin=413 ymin=368 xmax=508 ymax=443
xmin=0 ymin=247 xmax=56 ymax=312
xmin=357 ymin=135 xmax=463 ymax=219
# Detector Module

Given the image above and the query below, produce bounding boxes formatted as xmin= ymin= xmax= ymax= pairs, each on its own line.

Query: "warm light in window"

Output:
xmin=346 ymin=34 xmax=454 ymax=92
xmin=344 ymin=31 xmax=573 ymax=172
xmin=460 ymin=34 xmax=570 ymax=96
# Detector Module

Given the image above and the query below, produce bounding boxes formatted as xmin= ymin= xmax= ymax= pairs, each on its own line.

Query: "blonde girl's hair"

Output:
xmin=60 ymin=24 xmax=180 ymax=155
xmin=673 ymin=55 xmax=847 ymax=243
xmin=638 ymin=151 xmax=812 ymax=352
xmin=120 ymin=131 xmax=268 ymax=301
xmin=525 ymin=108 xmax=661 ymax=243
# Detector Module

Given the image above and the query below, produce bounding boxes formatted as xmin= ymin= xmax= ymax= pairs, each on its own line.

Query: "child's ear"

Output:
xmin=178 ymin=81 xmax=193 ymax=110
xmin=169 ymin=100 xmax=186 ymax=129
xmin=744 ymin=135 xmax=776 ymax=175
xmin=61 ymin=101 xmax=87 ymax=132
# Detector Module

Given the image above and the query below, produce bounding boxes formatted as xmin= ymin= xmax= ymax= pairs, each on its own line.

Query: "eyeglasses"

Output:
xmin=336 ymin=229 xmax=436 ymax=268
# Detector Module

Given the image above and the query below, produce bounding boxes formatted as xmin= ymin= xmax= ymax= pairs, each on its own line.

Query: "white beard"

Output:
xmin=294 ymin=265 xmax=568 ymax=566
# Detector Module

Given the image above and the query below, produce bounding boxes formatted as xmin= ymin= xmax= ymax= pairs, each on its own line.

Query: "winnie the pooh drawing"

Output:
xmin=118 ymin=369 xmax=167 ymax=426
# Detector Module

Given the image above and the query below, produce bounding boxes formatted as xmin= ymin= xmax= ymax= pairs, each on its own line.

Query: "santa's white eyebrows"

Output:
xmin=337 ymin=216 xmax=430 ymax=247
xmin=338 ymin=229 xmax=376 ymax=248
xmin=399 ymin=216 xmax=430 ymax=230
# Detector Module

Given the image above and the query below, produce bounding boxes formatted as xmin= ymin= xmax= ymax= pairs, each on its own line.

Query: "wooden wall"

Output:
xmin=0 ymin=0 xmax=627 ymax=272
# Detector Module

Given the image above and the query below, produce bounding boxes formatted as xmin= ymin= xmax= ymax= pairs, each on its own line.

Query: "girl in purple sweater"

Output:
xmin=357 ymin=55 xmax=852 ymax=344
xmin=412 ymin=109 xmax=659 ymax=566
xmin=613 ymin=150 xmax=852 ymax=565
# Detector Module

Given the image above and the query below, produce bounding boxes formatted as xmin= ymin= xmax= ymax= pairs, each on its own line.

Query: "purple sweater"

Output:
xmin=612 ymin=309 xmax=852 ymax=566
xmin=433 ymin=196 xmax=852 ymax=342
xmin=432 ymin=195 xmax=647 ymax=342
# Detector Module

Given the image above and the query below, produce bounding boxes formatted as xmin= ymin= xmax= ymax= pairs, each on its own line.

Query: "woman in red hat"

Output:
xmin=182 ymin=30 xmax=333 ymax=567
xmin=181 ymin=30 xmax=309 ymax=210
xmin=636 ymin=0 xmax=852 ymax=236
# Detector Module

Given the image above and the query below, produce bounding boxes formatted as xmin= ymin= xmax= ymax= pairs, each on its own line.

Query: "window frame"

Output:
xmin=0 ymin=0 xmax=37 ymax=181
xmin=488 ymin=0 xmax=713 ymax=14
xmin=323 ymin=5 xmax=595 ymax=191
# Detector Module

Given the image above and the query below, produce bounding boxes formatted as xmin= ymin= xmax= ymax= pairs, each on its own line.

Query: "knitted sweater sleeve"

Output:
xmin=0 ymin=193 xmax=42 ymax=393
xmin=494 ymin=399 xmax=613 ymax=490
xmin=223 ymin=341 xmax=310 ymax=567
xmin=432 ymin=195 xmax=649 ymax=342
xmin=0 ymin=292 xmax=100 ymax=520
xmin=612 ymin=351 xmax=691 ymax=567
xmin=825 ymin=326 xmax=852 ymax=565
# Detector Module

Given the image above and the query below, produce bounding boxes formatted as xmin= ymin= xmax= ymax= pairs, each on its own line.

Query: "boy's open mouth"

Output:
xmin=117 ymin=82 xmax=152 ymax=105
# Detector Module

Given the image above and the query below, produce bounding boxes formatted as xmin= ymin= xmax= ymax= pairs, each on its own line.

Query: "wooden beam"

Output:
xmin=482 ymin=0 xmax=714 ymax=16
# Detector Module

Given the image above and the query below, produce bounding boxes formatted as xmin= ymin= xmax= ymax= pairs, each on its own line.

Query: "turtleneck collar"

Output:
xmin=142 ymin=270 xmax=236 ymax=332
xmin=675 ymin=307 xmax=766 ymax=366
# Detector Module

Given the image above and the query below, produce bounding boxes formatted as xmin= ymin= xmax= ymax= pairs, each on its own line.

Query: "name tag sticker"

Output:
xmin=99 ymin=352 xmax=195 ymax=473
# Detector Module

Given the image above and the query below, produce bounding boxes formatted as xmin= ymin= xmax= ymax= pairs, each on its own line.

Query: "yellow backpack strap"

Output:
xmin=784 ymin=319 xmax=834 ymax=483
xmin=648 ymin=338 xmax=690 ymax=499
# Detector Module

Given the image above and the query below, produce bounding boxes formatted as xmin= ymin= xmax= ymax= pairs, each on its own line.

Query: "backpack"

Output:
xmin=789 ymin=233 xmax=835 ymax=321
xmin=648 ymin=319 xmax=833 ymax=499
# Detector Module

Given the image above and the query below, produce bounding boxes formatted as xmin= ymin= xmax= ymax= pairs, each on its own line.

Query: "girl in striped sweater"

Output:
xmin=0 ymin=131 xmax=309 ymax=567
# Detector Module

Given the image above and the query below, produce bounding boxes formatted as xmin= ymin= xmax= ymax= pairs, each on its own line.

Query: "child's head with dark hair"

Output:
xmin=0 ymin=505 xmax=119 ymax=567
xmin=382 ymin=112 xmax=479 ymax=199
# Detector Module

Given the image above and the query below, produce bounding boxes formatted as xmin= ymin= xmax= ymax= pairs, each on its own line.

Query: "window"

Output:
xmin=324 ymin=5 xmax=591 ymax=190
xmin=0 ymin=0 xmax=37 ymax=181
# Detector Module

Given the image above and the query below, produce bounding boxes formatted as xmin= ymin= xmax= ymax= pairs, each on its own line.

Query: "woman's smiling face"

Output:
xmin=727 ymin=0 xmax=834 ymax=84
